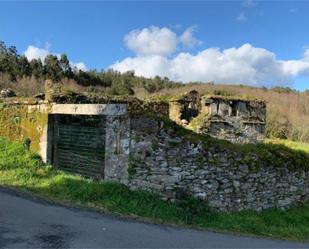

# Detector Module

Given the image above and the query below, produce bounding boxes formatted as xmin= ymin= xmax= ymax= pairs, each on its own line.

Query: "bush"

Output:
xmin=266 ymin=107 xmax=291 ymax=139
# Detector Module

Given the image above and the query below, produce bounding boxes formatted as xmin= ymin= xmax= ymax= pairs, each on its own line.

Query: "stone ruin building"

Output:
xmin=0 ymin=86 xmax=308 ymax=212
xmin=169 ymin=90 xmax=267 ymax=143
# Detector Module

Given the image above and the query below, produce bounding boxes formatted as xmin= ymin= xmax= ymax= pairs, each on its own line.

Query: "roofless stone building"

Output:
xmin=0 ymin=87 xmax=308 ymax=212
xmin=169 ymin=90 xmax=266 ymax=143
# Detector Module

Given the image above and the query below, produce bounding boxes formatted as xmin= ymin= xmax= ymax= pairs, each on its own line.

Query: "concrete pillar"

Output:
xmin=104 ymin=114 xmax=130 ymax=184
xmin=39 ymin=115 xmax=54 ymax=164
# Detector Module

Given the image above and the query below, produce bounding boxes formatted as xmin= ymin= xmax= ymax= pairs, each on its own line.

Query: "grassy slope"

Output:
xmin=0 ymin=137 xmax=308 ymax=241
xmin=266 ymin=139 xmax=309 ymax=153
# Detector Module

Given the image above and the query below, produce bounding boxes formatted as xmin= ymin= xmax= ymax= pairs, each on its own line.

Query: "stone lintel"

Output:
xmin=51 ymin=104 xmax=128 ymax=116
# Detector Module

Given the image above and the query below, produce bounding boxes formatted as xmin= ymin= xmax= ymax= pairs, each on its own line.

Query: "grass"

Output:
xmin=0 ymin=137 xmax=309 ymax=242
xmin=266 ymin=139 xmax=309 ymax=153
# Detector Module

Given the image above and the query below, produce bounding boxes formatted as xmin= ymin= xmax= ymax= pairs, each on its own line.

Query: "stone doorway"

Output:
xmin=50 ymin=114 xmax=106 ymax=179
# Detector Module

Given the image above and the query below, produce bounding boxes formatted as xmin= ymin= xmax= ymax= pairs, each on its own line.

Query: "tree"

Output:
xmin=109 ymin=71 xmax=135 ymax=95
xmin=29 ymin=59 xmax=43 ymax=78
xmin=0 ymin=40 xmax=179 ymax=94
xmin=18 ymin=56 xmax=31 ymax=77
xmin=43 ymin=55 xmax=62 ymax=81
xmin=59 ymin=54 xmax=73 ymax=78
xmin=0 ymin=43 xmax=19 ymax=80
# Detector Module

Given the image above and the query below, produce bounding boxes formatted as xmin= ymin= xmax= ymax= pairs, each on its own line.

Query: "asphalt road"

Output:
xmin=0 ymin=188 xmax=308 ymax=249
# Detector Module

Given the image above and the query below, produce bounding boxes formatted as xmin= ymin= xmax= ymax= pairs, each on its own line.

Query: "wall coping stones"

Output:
xmin=51 ymin=104 xmax=128 ymax=116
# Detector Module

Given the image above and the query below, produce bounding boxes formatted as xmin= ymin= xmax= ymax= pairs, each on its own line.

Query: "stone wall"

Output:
xmin=169 ymin=91 xmax=266 ymax=143
xmin=1 ymin=102 xmax=308 ymax=212
xmin=129 ymin=117 xmax=309 ymax=211
xmin=169 ymin=90 xmax=201 ymax=126
xmin=203 ymin=97 xmax=266 ymax=143
xmin=0 ymin=103 xmax=50 ymax=160
xmin=49 ymin=91 xmax=170 ymax=117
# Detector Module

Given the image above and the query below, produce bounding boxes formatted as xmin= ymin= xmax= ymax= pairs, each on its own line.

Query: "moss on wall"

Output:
xmin=49 ymin=91 xmax=170 ymax=117
xmin=187 ymin=113 xmax=211 ymax=133
xmin=0 ymin=104 xmax=49 ymax=153
xmin=169 ymin=102 xmax=183 ymax=124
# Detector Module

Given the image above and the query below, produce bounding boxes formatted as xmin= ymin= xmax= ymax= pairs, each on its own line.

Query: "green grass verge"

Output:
xmin=266 ymin=139 xmax=309 ymax=153
xmin=0 ymin=137 xmax=308 ymax=242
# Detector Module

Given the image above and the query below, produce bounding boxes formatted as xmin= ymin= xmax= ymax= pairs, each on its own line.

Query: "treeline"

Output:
xmin=0 ymin=41 xmax=180 ymax=95
xmin=1 ymin=41 xmax=309 ymax=143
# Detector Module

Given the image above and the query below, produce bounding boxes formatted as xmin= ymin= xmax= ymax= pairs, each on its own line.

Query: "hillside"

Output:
xmin=135 ymin=83 xmax=309 ymax=143
xmin=1 ymin=40 xmax=309 ymax=143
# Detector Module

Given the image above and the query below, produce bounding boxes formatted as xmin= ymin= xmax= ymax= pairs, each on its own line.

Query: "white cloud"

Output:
xmin=24 ymin=45 xmax=50 ymax=62
xmin=70 ymin=62 xmax=88 ymax=71
xmin=24 ymin=45 xmax=87 ymax=71
xmin=237 ymin=13 xmax=247 ymax=22
xmin=282 ymin=49 xmax=309 ymax=76
xmin=111 ymin=55 xmax=169 ymax=79
xmin=110 ymin=43 xmax=309 ymax=87
xmin=124 ymin=26 xmax=178 ymax=56
xmin=124 ymin=25 xmax=201 ymax=56
xmin=179 ymin=26 xmax=202 ymax=48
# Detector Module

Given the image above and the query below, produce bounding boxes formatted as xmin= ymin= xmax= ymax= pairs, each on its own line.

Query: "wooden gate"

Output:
xmin=51 ymin=114 xmax=106 ymax=179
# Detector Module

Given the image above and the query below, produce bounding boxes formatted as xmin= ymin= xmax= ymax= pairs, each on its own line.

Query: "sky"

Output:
xmin=1 ymin=0 xmax=309 ymax=91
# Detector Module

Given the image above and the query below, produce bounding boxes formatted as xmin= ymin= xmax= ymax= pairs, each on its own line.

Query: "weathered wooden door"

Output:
xmin=51 ymin=114 xmax=106 ymax=179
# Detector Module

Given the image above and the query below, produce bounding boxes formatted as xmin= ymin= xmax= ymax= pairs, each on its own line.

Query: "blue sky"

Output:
xmin=1 ymin=0 xmax=309 ymax=90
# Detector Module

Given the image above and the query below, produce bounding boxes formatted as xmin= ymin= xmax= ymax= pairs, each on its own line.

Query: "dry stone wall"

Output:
xmin=0 ymin=101 xmax=308 ymax=212
xmin=129 ymin=117 xmax=309 ymax=211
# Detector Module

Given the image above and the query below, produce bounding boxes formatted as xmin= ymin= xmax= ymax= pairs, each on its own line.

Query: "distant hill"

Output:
xmin=1 ymin=40 xmax=308 ymax=143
